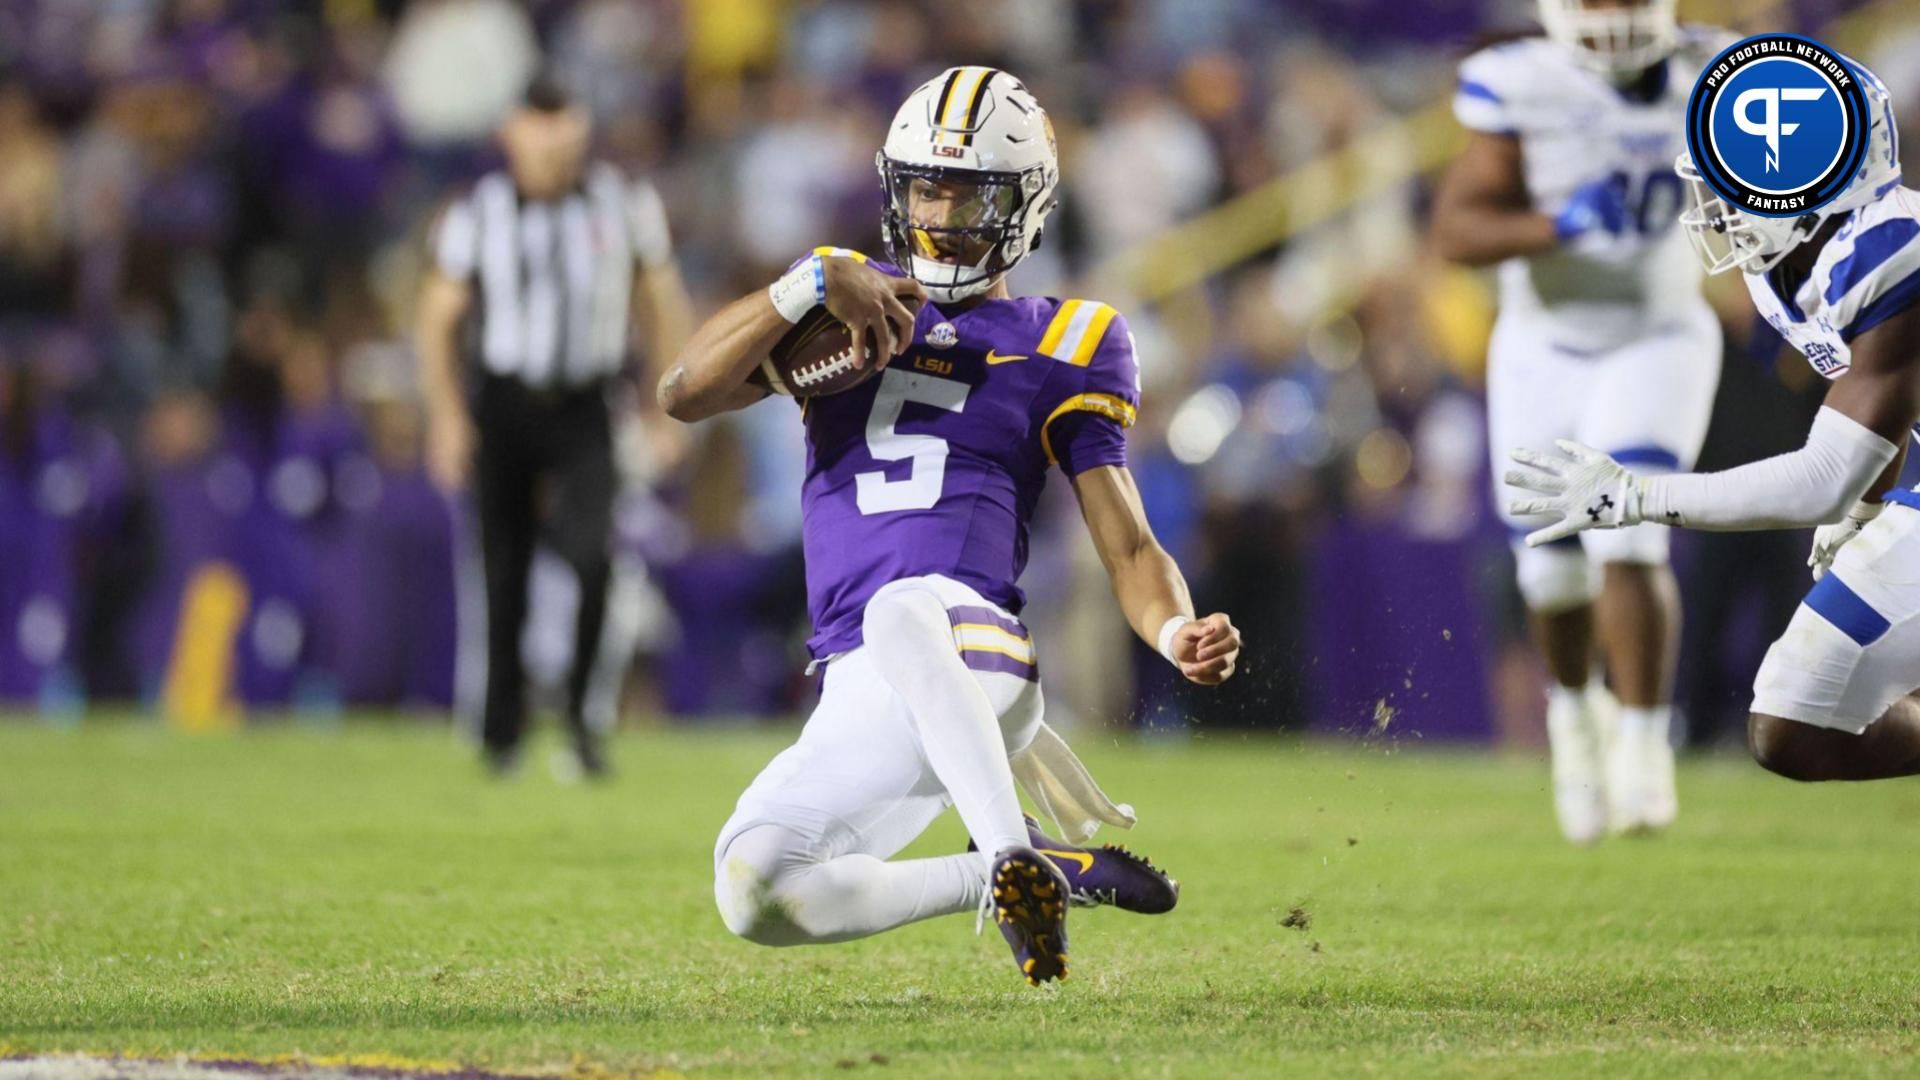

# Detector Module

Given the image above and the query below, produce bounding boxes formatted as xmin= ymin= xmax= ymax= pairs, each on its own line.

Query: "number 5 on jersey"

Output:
xmin=856 ymin=369 xmax=970 ymax=514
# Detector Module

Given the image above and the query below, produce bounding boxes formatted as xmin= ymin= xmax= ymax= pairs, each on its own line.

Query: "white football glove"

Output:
xmin=1808 ymin=500 xmax=1881 ymax=581
xmin=1505 ymin=440 xmax=1644 ymax=547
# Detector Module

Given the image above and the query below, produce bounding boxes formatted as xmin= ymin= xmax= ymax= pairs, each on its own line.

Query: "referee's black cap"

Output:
xmin=522 ymin=68 xmax=581 ymax=113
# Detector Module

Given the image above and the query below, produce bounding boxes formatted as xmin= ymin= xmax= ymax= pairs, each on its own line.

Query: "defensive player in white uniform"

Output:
xmin=1507 ymin=61 xmax=1920 ymax=782
xmin=1432 ymin=0 xmax=1727 ymax=843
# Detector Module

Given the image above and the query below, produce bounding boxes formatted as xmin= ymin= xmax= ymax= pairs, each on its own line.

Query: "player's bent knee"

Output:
xmin=1513 ymin=541 xmax=1593 ymax=614
xmin=1747 ymin=713 xmax=1828 ymax=782
xmin=713 ymin=825 xmax=813 ymax=947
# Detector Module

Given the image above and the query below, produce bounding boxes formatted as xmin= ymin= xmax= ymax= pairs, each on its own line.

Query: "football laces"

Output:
xmin=790 ymin=346 xmax=857 ymax=389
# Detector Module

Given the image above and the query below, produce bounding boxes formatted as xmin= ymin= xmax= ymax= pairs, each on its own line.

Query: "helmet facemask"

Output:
xmin=1539 ymin=0 xmax=1678 ymax=79
xmin=879 ymin=156 xmax=1050 ymax=303
xmin=1676 ymin=153 xmax=1819 ymax=275
xmin=1672 ymin=54 xmax=1903 ymax=277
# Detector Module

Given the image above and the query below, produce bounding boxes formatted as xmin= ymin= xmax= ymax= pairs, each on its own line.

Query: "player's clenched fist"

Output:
xmin=822 ymin=255 xmax=924 ymax=368
xmin=1170 ymin=613 xmax=1241 ymax=686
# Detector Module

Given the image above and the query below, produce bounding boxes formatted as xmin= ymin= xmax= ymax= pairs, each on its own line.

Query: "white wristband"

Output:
xmin=768 ymin=254 xmax=826 ymax=324
xmin=1156 ymin=615 xmax=1192 ymax=666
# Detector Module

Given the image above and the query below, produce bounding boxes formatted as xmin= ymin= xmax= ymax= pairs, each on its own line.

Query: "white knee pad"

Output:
xmin=1581 ymin=521 xmax=1672 ymax=567
xmin=713 ymin=823 xmax=812 ymax=947
xmin=1513 ymin=540 xmax=1595 ymax=614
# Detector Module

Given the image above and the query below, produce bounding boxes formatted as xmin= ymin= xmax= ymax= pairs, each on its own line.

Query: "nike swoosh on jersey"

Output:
xmin=1037 ymin=847 xmax=1094 ymax=872
xmin=985 ymin=350 xmax=1028 ymax=365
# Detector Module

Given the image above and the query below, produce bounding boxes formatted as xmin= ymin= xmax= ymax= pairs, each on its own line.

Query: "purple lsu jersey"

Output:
xmin=795 ymin=250 xmax=1141 ymax=658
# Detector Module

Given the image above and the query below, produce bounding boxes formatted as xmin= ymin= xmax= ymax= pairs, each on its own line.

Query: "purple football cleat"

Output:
xmin=989 ymin=846 xmax=1070 ymax=986
xmin=973 ymin=815 xmax=1181 ymax=914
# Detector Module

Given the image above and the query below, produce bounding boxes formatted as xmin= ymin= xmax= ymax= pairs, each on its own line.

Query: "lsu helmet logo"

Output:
xmin=1686 ymin=34 xmax=1872 ymax=217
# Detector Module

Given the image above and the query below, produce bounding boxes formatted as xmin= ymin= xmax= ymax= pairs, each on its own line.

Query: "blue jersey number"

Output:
xmin=1608 ymin=168 xmax=1685 ymax=236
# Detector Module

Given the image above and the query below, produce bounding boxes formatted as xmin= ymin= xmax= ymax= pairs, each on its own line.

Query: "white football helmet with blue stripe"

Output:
xmin=1539 ymin=0 xmax=1679 ymax=78
xmin=1677 ymin=57 xmax=1903 ymax=276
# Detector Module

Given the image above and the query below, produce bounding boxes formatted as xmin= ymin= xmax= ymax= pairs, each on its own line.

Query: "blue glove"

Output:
xmin=1553 ymin=176 xmax=1631 ymax=242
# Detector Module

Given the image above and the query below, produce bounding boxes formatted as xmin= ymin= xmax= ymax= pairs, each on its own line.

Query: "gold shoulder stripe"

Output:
xmin=812 ymin=246 xmax=869 ymax=263
xmin=1068 ymin=304 xmax=1119 ymax=366
xmin=1037 ymin=299 xmax=1082 ymax=357
xmin=1039 ymin=392 xmax=1138 ymax=464
xmin=1037 ymin=300 xmax=1119 ymax=366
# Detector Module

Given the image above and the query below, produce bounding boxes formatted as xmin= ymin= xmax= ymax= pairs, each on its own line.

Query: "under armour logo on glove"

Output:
xmin=1503 ymin=440 xmax=1646 ymax=547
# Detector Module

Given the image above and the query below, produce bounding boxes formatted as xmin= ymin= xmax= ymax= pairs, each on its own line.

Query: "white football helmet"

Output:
xmin=1539 ymin=0 xmax=1677 ymax=79
xmin=1676 ymin=59 xmax=1902 ymax=275
xmin=878 ymin=67 xmax=1059 ymax=303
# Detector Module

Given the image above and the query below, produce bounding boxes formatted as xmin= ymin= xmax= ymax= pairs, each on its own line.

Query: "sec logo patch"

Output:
xmin=1686 ymin=34 xmax=1872 ymax=218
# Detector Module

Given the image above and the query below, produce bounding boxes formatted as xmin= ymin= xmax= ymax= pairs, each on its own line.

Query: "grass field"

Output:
xmin=4 ymin=720 xmax=1920 ymax=1078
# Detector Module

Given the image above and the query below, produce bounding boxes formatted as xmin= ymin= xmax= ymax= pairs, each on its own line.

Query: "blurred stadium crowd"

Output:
xmin=3 ymin=0 xmax=1918 ymax=743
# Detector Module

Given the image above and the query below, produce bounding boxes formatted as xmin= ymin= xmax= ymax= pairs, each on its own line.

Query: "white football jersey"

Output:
xmin=1744 ymin=186 xmax=1920 ymax=384
xmin=1455 ymin=29 xmax=1731 ymax=349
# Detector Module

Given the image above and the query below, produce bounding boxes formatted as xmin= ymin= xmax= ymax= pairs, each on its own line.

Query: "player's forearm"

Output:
xmin=657 ymin=291 xmax=785 ymax=422
xmin=1639 ymin=407 xmax=1899 ymax=530
xmin=1106 ymin=539 xmax=1196 ymax=651
xmin=1431 ymin=205 xmax=1560 ymax=266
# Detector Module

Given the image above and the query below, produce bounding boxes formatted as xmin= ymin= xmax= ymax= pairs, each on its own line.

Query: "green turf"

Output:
xmin=3 ymin=720 xmax=1919 ymax=1078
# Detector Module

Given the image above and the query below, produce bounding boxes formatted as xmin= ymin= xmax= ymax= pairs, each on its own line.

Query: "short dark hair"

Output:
xmin=521 ymin=69 xmax=580 ymax=114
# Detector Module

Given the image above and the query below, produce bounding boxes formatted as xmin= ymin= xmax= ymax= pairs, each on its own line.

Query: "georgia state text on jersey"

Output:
xmin=1454 ymin=27 xmax=1731 ymax=346
xmin=794 ymin=249 xmax=1139 ymax=660
xmin=1743 ymin=187 xmax=1920 ymax=383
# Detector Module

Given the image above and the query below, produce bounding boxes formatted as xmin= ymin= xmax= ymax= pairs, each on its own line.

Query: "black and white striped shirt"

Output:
xmin=432 ymin=163 xmax=673 ymax=387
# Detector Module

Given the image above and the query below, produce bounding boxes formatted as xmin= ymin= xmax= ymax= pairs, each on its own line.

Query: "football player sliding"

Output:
xmin=658 ymin=67 xmax=1241 ymax=986
xmin=1506 ymin=62 xmax=1920 ymax=784
xmin=1432 ymin=0 xmax=1729 ymax=844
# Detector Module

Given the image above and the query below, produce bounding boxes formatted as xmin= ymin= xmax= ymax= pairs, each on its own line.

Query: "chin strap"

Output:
xmin=925 ymin=284 xmax=992 ymax=303
xmin=904 ymin=237 xmax=1008 ymax=297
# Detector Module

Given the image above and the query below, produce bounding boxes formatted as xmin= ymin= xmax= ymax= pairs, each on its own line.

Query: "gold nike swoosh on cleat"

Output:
xmin=985 ymin=350 xmax=1028 ymax=365
xmin=1037 ymin=847 xmax=1094 ymax=872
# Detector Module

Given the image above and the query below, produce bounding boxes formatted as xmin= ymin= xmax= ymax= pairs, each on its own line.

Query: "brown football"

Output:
xmin=749 ymin=307 xmax=889 ymax=398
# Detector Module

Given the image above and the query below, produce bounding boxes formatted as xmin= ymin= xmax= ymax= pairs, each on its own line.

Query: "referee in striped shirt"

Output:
xmin=416 ymin=74 xmax=691 ymax=777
